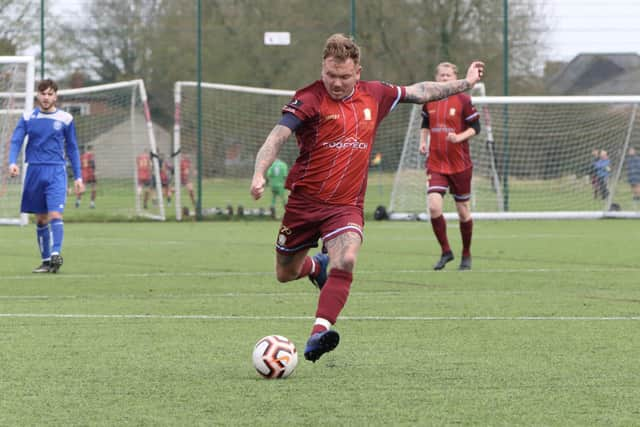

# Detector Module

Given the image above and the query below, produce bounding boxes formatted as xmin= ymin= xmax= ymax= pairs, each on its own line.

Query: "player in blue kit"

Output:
xmin=8 ymin=79 xmax=84 ymax=273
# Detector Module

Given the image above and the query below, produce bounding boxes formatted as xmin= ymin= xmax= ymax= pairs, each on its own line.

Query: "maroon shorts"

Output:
xmin=427 ymin=167 xmax=473 ymax=202
xmin=275 ymin=194 xmax=364 ymax=255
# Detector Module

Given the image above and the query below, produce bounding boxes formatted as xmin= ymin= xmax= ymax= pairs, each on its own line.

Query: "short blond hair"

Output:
xmin=435 ymin=62 xmax=458 ymax=78
xmin=323 ymin=33 xmax=360 ymax=65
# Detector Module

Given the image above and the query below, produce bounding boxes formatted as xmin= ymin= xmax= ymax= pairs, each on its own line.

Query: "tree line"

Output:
xmin=1 ymin=0 xmax=549 ymax=127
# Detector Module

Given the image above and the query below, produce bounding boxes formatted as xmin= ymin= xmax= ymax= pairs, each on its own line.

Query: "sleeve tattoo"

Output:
xmin=254 ymin=125 xmax=291 ymax=175
xmin=404 ymin=79 xmax=472 ymax=104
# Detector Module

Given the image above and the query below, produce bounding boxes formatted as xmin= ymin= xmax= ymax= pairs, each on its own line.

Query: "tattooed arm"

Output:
xmin=250 ymin=124 xmax=292 ymax=200
xmin=403 ymin=61 xmax=484 ymax=104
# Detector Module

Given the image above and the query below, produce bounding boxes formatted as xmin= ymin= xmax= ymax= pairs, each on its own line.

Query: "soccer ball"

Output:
xmin=252 ymin=335 xmax=298 ymax=379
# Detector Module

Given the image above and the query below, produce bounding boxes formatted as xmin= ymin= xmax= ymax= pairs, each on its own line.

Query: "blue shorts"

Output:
xmin=21 ymin=164 xmax=68 ymax=214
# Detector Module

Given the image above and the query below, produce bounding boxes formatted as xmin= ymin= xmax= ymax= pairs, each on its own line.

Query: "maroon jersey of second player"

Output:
xmin=180 ymin=156 xmax=191 ymax=184
xmin=422 ymin=93 xmax=479 ymax=174
xmin=282 ymin=80 xmax=405 ymax=208
xmin=81 ymin=151 xmax=95 ymax=182
xmin=137 ymin=153 xmax=152 ymax=183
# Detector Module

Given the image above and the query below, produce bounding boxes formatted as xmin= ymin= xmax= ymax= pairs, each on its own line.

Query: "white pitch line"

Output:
xmin=1 ymin=267 xmax=638 ymax=281
xmin=0 ymin=313 xmax=638 ymax=321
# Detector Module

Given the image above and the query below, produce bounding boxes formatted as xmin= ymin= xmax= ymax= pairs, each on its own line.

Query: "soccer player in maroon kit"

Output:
xmin=76 ymin=145 xmax=97 ymax=208
xmin=136 ymin=150 xmax=152 ymax=209
xmin=180 ymin=153 xmax=197 ymax=209
xmin=250 ymin=34 xmax=484 ymax=362
xmin=419 ymin=62 xmax=480 ymax=271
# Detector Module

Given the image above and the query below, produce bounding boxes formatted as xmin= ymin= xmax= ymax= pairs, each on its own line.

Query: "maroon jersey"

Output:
xmin=81 ymin=151 xmax=95 ymax=182
xmin=283 ymin=80 xmax=405 ymax=207
xmin=137 ymin=153 xmax=152 ymax=182
xmin=180 ymin=156 xmax=191 ymax=184
xmin=423 ymin=93 xmax=479 ymax=174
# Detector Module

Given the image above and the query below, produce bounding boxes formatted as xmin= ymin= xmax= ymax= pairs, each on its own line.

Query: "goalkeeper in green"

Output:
xmin=266 ymin=158 xmax=288 ymax=218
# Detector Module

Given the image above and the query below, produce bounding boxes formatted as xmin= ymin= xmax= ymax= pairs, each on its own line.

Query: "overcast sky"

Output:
xmin=546 ymin=0 xmax=640 ymax=60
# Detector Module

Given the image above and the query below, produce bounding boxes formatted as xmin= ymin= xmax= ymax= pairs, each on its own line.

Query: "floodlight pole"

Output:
xmin=502 ymin=0 xmax=510 ymax=211
xmin=40 ymin=0 xmax=45 ymax=79
xmin=350 ymin=0 xmax=356 ymax=39
xmin=196 ymin=0 xmax=203 ymax=220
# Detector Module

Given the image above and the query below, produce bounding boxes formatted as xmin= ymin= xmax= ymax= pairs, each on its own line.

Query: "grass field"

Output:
xmin=1 ymin=219 xmax=639 ymax=426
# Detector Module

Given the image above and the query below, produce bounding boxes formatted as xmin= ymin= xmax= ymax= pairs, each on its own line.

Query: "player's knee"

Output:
xmin=333 ymin=253 xmax=357 ymax=272
xmin=428 ymin=204 xmax=443 ymax=217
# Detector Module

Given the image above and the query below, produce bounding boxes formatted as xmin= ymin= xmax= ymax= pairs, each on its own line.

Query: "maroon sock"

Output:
xmin=296 ymin=256 xmax=313 ymax=279
xmin=314 ymin=268 xmax=353 ymax=326
xmin=430 ymin=215 xmax=451 ymax=254
xmin=460 ymin=218 xmax=473 ymax=257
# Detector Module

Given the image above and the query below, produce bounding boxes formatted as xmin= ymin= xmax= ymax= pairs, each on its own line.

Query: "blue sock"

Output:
xmin=50 ymin=218 xmax=64 ymax=255
xmin=37 ymin=223 xmax=51 ymax=261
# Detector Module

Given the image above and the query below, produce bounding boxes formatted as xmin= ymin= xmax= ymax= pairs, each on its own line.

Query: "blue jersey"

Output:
xmin=9 ymin=108 xmax=82 ymax=180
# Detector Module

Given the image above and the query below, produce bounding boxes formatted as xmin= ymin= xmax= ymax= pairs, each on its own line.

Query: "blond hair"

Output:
xmin=323 ymin=33 xmax=360 ymax=65
xmin=435 ymin=62 xmax=458 ymax=78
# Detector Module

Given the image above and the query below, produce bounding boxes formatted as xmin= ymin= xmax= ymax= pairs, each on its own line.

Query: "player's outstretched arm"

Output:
xmin=404 ymin=61 xmax=484 ymax=104
xmin=250 ymin=124 xmax=292 ymax=200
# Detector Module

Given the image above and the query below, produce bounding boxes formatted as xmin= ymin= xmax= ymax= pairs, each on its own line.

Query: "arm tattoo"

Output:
xmin=254 ymin=125 xmax=290 ymax=175
xmin=404 ymin=79 xmax=472 ymax=104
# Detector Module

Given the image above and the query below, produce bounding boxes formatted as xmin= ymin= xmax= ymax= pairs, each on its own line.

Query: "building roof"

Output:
xmin=546 ymin=53 xmax=640 ymax=95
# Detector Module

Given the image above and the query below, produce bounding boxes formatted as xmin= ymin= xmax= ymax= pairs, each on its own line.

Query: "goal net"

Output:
xmin=0 ymin=56 xmax=34 ymax=225
xmin=390 ymin=93 xmax=640 ymax=220
xmin=173 ymin=81 xmax=415 ymax=220
xmin=57 ymin=80 xmax=166 ymax=221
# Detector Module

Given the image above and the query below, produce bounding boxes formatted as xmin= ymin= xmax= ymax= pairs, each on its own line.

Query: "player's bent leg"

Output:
xmin=275 ymin=250 xmax=310 ymax=283
xmin=304 ymin=232 xmax=360 ymax=362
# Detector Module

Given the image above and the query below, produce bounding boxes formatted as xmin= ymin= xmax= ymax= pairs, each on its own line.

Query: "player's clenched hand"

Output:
xmin=9 ymin=164 xmax=19 ymax=177
xmin=74 ymin=179 xmax=85 ymax=195
xmin=465 ymin=61 xmax=485 ymax=87
xmin=419 ymin=141 xmax=428 ymax=155
xmin=250 ymin=175 xmax=266 ymax=200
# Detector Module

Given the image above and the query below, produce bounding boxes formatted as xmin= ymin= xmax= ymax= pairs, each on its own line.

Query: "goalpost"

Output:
xmin=389 ymin=94 xmax=640 ymax=220
xmin=0 ymin=56 xmax=34 ymax=225
xmin=57 ymin=80 xmax=165 ymax=221
xmin=173 ymin=81 xmax=415 ymax=220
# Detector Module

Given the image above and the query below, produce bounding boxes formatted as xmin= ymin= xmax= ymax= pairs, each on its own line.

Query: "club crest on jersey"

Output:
xmin=288 ymin=99 xmax=303 ymax=108
xmin=363 ymin=108 xmax=372 ymax=121
xmin=53 ymin=121 xmax=63 ymax=130
xmin=449 ymin=108 xmax=456 ymax=116
xmin=277 ymin=233 xmax=287 ymax=246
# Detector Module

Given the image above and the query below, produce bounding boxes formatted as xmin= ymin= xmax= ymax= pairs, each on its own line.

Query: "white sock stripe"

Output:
xmin=310 ymin=258 xmax=316 ymax=275
xmin=314 ymin=317 xmax=332 ymax=329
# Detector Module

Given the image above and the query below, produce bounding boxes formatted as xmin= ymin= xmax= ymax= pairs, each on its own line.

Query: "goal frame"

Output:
xmin=389 ymin=94 xmax=640 ymax=221
xmin=173 ymin=81 xmax=294 ymax=221
xmin=58 ymin=79 xmax=166 ymax=221
xmin=0 ymin=56 xmax=35 ymax=226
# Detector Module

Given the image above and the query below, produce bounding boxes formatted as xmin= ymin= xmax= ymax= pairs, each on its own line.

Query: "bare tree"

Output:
xmin=0 ymin=0 xmax=39 ymax=55
xmin=59 ymin=0 xmax=164 ymax=83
